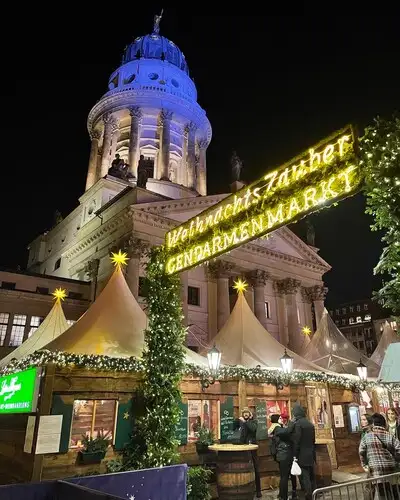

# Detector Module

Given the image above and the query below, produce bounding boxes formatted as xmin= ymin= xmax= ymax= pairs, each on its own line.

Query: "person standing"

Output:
xmin=269 ymin=414 xmax=297 ymax=500
xmin=386 ymin=408 xmax=400 ymax=439
xmin=290 ymin=403 xmax=316 ymax=500
xmin=235 ymin=407 xmax=262 ymax=498
xmin=360 ymin=413 xmax=400 ymax=499
xmin=361 ymin=414 xmax=373 ymax=438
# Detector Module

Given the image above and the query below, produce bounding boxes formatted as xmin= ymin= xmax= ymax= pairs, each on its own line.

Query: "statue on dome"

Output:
xmin=306 ymin=219 xmax=316 ymax=247
xmin=109 ymin=154 xmax=124 ymax=176
xmin=152 ymin=9 xmax=163 ymax=35
xmin=231 ymin=151 xmax=244 ymax=182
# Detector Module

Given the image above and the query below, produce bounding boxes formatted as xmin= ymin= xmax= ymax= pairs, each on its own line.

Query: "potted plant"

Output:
xmin=195 ymin=425 xmax=215 ymax=455
xmin=78 ymin=429 xmax=112 ymax=464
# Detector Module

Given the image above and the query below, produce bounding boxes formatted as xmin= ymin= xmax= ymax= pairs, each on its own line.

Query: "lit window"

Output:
xmin=70 ymin=399 xmax=117 ymax=448
xmin=66 ymin=319 xmax=76 ymax=327
xmin=342 ymin=308 xmax=346 ymax=315
xmin=335 ymin=309 xmax=340 ymax=315
xmin=356 ymin=305 xmax=361 ymax=312
xmin=9 ymin=314 xmax=27 ymax=346
xmin=342 ymin=319 xmax=346 ymax=325
xmin=349 ymin=306 xmax=354 ymax=313
xmin=188 ymin=399 xmax=220 ymax=442
xmin=0 ymin=313 xmax=10 ymax=346
xmin=349 ymin=317 xmax=354 ymax=324
xmin=29 ymin=316 xmax=43 ymax=337
xmin=364 ymin=314 xmax=371 ymax=322
xmin=356 ymin=316 xmax=362 ymax=323
xmin=329 ymin=310 xmax=333 ymax=316
xmin=265 ymin=301 xmax=271 ymax=319
xmin=364 ymin=304 xmax=368 ymax=311
xmin=188 ymin=286 xmax=200 ymax=306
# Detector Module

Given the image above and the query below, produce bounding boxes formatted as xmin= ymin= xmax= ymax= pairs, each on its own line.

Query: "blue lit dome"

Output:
xmin=122 ymin=34 xmax=189 ymax=75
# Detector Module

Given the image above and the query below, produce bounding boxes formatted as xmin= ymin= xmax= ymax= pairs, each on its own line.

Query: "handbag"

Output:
xmin=291 ymin=459 xmax=302 ymax=476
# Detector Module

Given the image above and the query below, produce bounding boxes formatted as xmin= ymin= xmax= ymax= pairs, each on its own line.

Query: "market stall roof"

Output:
xmin=379 ymin=343 xmax=400 ymax=383
xmin=0 ymin=289 xmax=69 ymax=368
xmin=43 ymin=263 xmax=207 ymax=366
xmin=370 ymin=322 xmax=399 ymax=367
xmin=202 ymin=289 xmax=324 ymax=371
xmin=302 ymin=309 xmax=380 ymax=377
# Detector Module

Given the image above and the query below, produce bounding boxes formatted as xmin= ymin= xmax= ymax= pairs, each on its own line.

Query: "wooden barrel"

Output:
xmin=315 ymin=443 xmax=332 ymax=488
xmin=215 ymin=449 xmax=255 ymax=499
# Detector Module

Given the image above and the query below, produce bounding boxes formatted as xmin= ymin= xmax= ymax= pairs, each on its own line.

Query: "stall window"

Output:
xmin=265 ymin=400 xmax=289 ymax=427
xmin=306 ymin=386 xmax=331 ymax=429
xmin=188 ymin=399 xmax=219 ymax=442
xmin=70 ymin=399 xmax=117 ymax=448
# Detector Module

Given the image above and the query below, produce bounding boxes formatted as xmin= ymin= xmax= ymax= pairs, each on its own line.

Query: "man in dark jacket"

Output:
xmin=290 ymin=403 xmax=316 ymax=500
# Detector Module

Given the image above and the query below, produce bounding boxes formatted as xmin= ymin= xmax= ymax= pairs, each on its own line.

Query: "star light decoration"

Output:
xmin=53 ymin=288 xmax=67 ymax=301
xmin=302 ymin=326 xmax=312 ymax=336
xmin=233 ymin=278 xmax=248 ymax=294
xmin=111 ymin=250 xmax=129 ymax=268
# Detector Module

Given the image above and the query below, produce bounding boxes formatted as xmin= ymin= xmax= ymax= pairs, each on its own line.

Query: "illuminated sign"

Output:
xmin=0 ymin=367 xmax=40 ymax=414
xmin=165 ymin=125 xmax=360 ymax=274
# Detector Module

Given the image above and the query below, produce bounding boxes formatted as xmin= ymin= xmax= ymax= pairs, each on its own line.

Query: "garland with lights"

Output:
xmin=361 ymin=115 xmax=400 ymax=315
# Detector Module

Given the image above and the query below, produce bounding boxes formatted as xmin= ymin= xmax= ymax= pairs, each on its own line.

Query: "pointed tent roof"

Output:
xmin=370 ymin=321 xmax=399 ymax=367
xmin=43 ymin=261 xmax=208 ymax=366
xmin=0 ymin=290 xmax=69 ymax=368
xmin=202 ymin=290 xmax=324 ymax=372
xmin=302 ymin=309 xmax=380 ymax=377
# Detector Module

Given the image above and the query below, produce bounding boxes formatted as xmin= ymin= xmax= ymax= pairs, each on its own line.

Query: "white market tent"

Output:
xmin=379 ymin=343 xmax=400 ymax=383
xmin=302 ymin=309 xmax=380 ymax=377
xmin=370 ymin=321 xmax=399 ymax=367
xmin=0 ymin=292 xmax=69 ymax=368
xmin=43 ymin=265 xmax=208 ymax=366
xmin=202 ymin=290 xmax=324 ymax=372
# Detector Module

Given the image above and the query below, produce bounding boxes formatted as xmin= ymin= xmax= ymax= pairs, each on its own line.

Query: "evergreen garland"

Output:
xmin=138 ymin=246 xmax=186 ymax=467
xmin=361 ymin=115 xmax=400 ymax=314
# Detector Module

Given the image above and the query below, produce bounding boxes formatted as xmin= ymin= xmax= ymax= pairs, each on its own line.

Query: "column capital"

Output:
xmin=300 ymin=286 xmax=313 ymax=303
xmin=274 ymin=277 xmax=301 ymax=296
xmin=307 ymin=284 xmax=329 ymax=301
xmin=247 ymin=269 xmax=270 ymax=286
xmin=207 ymin=260 xmax=235 ymax=279
xmin=90 ymin=129 xmax=102 ymax=141
xmin=160 ymin=109 xmax=173 ymax=123
xmin=185 ymin=121 xmax=197 ymax=135
xmin=129 ymin=106 xmax=143 ymax=120
xmin=103 ymin=112 xmax=116 ymax=126
xmin=197 ymin=139 xmax=208 ymax=150
xmin=123 ymin=236 xmax=149 ymax=258
xmin=84 ymin=258 xmax=100 ymax=280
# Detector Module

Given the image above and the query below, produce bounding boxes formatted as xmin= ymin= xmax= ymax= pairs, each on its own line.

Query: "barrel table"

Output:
xmin=208 ymin=443 xmax=259 ymax=500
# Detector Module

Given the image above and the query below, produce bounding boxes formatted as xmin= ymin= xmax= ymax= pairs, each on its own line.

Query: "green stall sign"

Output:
xmin=0 ymin=367 xmax=40 ymax=414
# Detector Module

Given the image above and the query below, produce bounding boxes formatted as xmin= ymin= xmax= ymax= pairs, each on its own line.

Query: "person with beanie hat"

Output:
xmin=268 ymin=414 xmax=297 ymax=500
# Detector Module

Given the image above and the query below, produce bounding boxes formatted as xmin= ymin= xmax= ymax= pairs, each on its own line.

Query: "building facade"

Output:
xmin=329 ymin=299 xmax=393 ymax=356
xmin=26 ymin=18 xmax=331 ymax=355
xmin=0 ymin=269 xmax=90 ymax=359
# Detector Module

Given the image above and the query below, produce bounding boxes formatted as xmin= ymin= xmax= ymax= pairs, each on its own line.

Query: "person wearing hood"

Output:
xmin=290 ymin=403 xmax=316 ymax=500
xmin=269 ymin=414 xmax=297 ymax=500
xmin=234 ymin=407 xmax=262 ymax=498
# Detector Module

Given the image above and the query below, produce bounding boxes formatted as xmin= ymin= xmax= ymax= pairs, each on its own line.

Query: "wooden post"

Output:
xmin=31 ymin=363 xmax=56 ymax=481
xmin=238 ymin=379 xmax=247 ymax=412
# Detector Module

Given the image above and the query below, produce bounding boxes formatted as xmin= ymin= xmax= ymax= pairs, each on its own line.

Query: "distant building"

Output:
xmin=0 ymin=269 xmax=90 ymax=360
xmin=329 ymin=299 xmax=393 ymax=356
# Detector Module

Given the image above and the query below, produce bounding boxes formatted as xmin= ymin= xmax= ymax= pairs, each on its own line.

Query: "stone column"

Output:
xmin=301 ymin=286 xmax=314 ymax=333
xmin=186 ymin=122 xmax=197 ymax=189
xmin=84 ymin=258 xmax=100 ymax=301
xmin=180 ymin=271 xmax=189 ymax=326
xmin=247 ymin=270 xmax=270 ymax=329
xmin=109 ymin=123 xmax=120 ymax=165
xmin=181 ymin=127 xmax=188 ymax=186
xmin=160 ymin=109 xmax=173 ymax=180
xmin=274 ymin=280 xmax=289 ymax=346
xmin=100 ymin=113 xmax=117 ymax=177
xmin=196 ymin=139 xmax=208 ymax=195
xmin=208 ymin=260 xmax=234 ymax=331
xmin=85 ymin=129 xmax=101 ymax=191
xmin=307 ymin=284 xmax=328 ymax=328
xmin=123 ymin=236 xmax=148 ymax=300
xmin=128 ymin=106 xmax=142 ymax=178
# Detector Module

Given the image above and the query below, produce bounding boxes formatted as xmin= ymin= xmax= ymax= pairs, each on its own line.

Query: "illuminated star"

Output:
xmin=233 ymin=278 xmax=248 ymax=294
xmin=302 ymin=326 xmax=312 ymax=336
xmin=123 ymin=411 xmax=130 ymax=420
xmin=111 ymin=250 xmax=129 ymax=268
xmin=129 ymin=495 xmax=135 ymax=500
xmin=53 ymin=288 xmax=67 ymax=301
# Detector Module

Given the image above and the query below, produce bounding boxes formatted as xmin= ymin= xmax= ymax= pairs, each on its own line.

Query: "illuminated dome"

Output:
xmin=122 ymin=34 xmax=189 ymax=75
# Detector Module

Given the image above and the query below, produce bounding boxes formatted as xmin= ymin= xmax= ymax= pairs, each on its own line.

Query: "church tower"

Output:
xmin=85 ymin=14 xmax=211 ymax=199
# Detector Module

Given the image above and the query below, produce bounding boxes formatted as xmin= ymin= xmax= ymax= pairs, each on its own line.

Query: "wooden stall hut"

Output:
xmin=0 ymin=289 xmax=69 ymax=368
xmin=196 ymin=289 xmax=337 ymax=490
xmin=303 ymin=309 xmax=380 ymax=471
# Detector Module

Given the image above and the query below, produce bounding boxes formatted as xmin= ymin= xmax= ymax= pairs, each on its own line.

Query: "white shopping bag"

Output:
xmin=291 ymin=459 xmax=302 ymax=476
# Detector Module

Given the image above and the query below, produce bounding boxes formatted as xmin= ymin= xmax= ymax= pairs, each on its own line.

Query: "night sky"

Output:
xmin=3 ymin=11 xmax=398 ymax=306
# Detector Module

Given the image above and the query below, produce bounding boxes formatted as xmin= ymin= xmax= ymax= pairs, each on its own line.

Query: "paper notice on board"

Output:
xmin=333 ymin=404 xmax=345 ymax=428
xmin=36 ymin=415 xmax=63 ymax=454
xmin=24 ymin=416 xmax=36 ymax=453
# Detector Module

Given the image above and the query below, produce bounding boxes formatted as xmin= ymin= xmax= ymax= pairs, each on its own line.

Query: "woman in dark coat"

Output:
xmin=269 ymin=414 xmax=297 ymax=500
